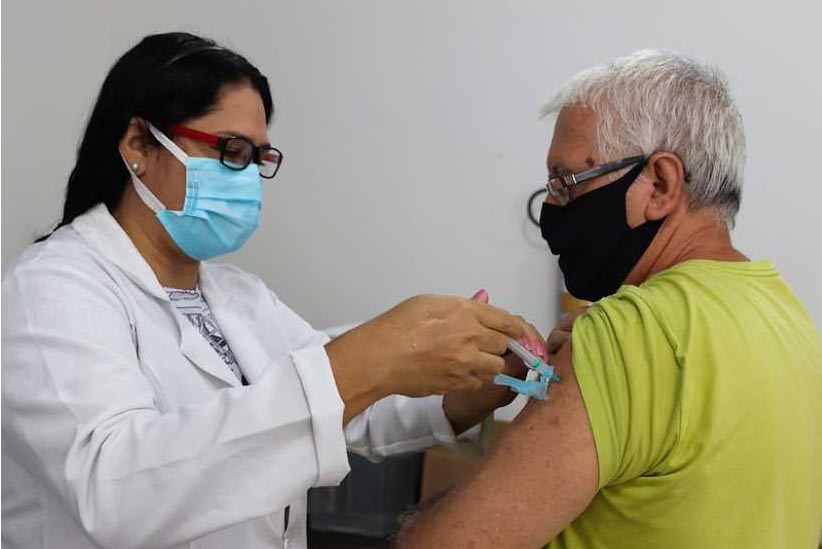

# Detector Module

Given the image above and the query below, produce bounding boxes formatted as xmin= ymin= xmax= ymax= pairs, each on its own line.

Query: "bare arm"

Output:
xmin=395 ymin=342 xmax=598 ymax=547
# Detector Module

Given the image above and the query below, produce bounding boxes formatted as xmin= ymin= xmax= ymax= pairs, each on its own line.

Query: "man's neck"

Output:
xmin=113 ymin=191 xmax=200 ymax=290
xmin=625 ymin=207 xmax=748 ymax=286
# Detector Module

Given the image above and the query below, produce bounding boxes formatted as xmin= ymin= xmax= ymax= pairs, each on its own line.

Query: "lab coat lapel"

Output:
xmin=177 ymin=315 xmax=242 ymax=388
xmin=209 ymin=309 xmax=270 ymax=383
xmin=198 ymin=266 xmax=272 ymax=383
xmin=71 ymin=205 xmax=170 ymax=302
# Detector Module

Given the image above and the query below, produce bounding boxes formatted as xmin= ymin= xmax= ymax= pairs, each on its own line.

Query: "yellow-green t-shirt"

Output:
xmin=549 ymin=260 xmax=822 ymax=549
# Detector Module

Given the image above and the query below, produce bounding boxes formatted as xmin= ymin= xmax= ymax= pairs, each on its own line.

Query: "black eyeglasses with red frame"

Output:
xmin=168 ymin=124 xmax=283 ymax=179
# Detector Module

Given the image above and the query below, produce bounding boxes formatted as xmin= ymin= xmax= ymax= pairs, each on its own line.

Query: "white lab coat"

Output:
xmin=1 ymin=205 xmax=476 ymax=549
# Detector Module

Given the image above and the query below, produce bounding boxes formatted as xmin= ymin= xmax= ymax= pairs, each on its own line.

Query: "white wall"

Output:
xmin=3 ymin=1 xmax=821 ymax=346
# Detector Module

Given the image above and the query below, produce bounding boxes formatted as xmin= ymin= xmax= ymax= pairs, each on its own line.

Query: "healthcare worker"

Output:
xmin=1 ymin=32 xmax=544 ymax=549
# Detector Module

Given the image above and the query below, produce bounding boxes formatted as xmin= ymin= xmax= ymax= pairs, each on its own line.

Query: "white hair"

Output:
xmin=542 ymin=50 xmax=746 ymax=227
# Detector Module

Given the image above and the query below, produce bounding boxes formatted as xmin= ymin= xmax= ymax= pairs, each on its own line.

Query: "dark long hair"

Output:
xmin=39 ymin=32 xmax=273 ymax=240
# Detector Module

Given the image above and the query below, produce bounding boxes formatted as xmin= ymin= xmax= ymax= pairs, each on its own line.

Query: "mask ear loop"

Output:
xmin=119 ymin=120 xmax=189 ymax=215
xmin=147 ymin=122 xmax=189 ymax=165
xmin=124 ymin=122 xmax=191 ymax=216
xmin=119 ymin=151 xmax=168 ymax=214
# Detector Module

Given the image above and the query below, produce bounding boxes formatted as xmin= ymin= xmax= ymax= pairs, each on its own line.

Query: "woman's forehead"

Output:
xmin=192 ymin=84 xmax=268 ymax=142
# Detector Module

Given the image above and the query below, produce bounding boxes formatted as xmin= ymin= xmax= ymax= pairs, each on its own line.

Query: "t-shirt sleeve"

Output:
xmin=571 ymin=290 xmax=682 ymax=489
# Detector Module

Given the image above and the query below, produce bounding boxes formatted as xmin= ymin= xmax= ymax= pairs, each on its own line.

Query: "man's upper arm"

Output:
xmin=396 ymin=342 xmax=598 ymax=548
xmin=397 ymin=293 xmax=681 ymax=547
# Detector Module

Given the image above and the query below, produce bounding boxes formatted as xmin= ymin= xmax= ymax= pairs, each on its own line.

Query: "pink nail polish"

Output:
xmin=521 ymin=337 xmax=533 ymax=353
xmin=539 ymin=343 xmax=548 ymax=359
xmin=471 ymin=288 xmax=488 ymax=301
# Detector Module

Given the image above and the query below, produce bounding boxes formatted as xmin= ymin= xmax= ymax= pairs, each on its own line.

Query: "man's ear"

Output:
xmin=118 ymin=118 xmax=152 ymax=176
xmin=644 ymin=151 xmax=687 ymax=221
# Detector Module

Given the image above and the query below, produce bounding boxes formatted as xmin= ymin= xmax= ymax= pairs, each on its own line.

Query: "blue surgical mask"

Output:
xmin=122 ymin=123 xmax=262 ymax=261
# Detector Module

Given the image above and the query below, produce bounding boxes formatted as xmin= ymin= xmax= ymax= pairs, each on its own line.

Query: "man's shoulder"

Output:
xmin=589 ymin=282 xmax=671 ymax=336
xmin=597 ymin=259 xmax=759 ymax=339
xmin=573 ymin=278 xmax=684 ymax=368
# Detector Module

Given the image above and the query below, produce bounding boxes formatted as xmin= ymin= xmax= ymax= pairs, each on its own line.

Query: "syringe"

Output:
xmin=493 ymin=338 xmax=561 ymax=400
xmin=506 ymin=338 xmax=548 ymax=372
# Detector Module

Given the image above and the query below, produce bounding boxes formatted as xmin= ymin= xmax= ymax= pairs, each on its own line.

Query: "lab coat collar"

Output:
xmin=72 ymin=205 xmax=267 ymax=387
xmin=72 ymin=204 xmax=170 ymax=302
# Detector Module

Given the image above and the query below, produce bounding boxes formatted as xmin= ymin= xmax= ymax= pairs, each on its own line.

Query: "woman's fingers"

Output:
xmin=520 ymin=319 xmax=548 ymax=359
xmin=468 ymin=352 xmax=506 ymax=384
xmin=474 ymin=327 xmax=509 ymax=356
xmin=469 ymin=290 xmax=545 ymax=359
xmin=472 ymin=301 xmax=526 ymax=341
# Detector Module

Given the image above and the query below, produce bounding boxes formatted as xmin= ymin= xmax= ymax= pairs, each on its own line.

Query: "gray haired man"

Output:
xmin=397 ymin=50 xmax=822 ymax=548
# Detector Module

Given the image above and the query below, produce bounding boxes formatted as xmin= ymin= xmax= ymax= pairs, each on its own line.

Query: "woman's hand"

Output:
xmin=325 ymin=293 xmax=528 ymax=423
xmin=442 ymin=290 xmax=548 ymax=435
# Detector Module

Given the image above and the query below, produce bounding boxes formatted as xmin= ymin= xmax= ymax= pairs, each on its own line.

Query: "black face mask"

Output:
xmin=539 ymin=161 xmax=664 ymax=302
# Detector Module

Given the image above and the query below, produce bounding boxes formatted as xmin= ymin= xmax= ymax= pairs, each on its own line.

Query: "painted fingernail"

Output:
xmin=519 ymin=336 xmax=534 ymax=353
xmin=528 ymin=337 xmax=545 ymax=358
xmin=471 ymin=288 xmax=488 ymax=301
xmin=539 ymin=343 xmax=548 ymax=359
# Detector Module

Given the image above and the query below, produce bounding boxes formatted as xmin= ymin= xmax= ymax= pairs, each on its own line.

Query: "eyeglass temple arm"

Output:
xmin=167 ymin=124 xmax=222 ymax=146
xmin=566 ymin=155 xmax=646 ymax=186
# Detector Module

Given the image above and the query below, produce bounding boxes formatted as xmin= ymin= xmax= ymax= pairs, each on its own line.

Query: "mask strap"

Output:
xmin=120 ymin=152 xmax=167 ymax=214
xmin=147 ymin=122 xmax=189 ymax=165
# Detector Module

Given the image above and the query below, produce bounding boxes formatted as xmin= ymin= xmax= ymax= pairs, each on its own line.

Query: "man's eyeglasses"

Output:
xmin=168 ymin=124 xmax=283 ymax=179
xmin=546 ymin=155 xmax=645 ymax=206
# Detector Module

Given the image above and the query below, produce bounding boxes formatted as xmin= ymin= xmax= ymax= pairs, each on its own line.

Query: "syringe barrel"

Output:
xmin=506 ymin=338 xmax=542 ymax=369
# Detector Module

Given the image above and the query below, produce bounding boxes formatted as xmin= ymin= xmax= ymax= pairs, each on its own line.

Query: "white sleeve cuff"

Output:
xmin=426 ymin=395 xmax=482 ymax=446
xmin=290 ymin=345 xmax=350 ymax=487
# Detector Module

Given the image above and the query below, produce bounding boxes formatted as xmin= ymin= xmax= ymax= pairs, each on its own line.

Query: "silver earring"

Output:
xmin=131 ymin=162 xmax=140 ymax=171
